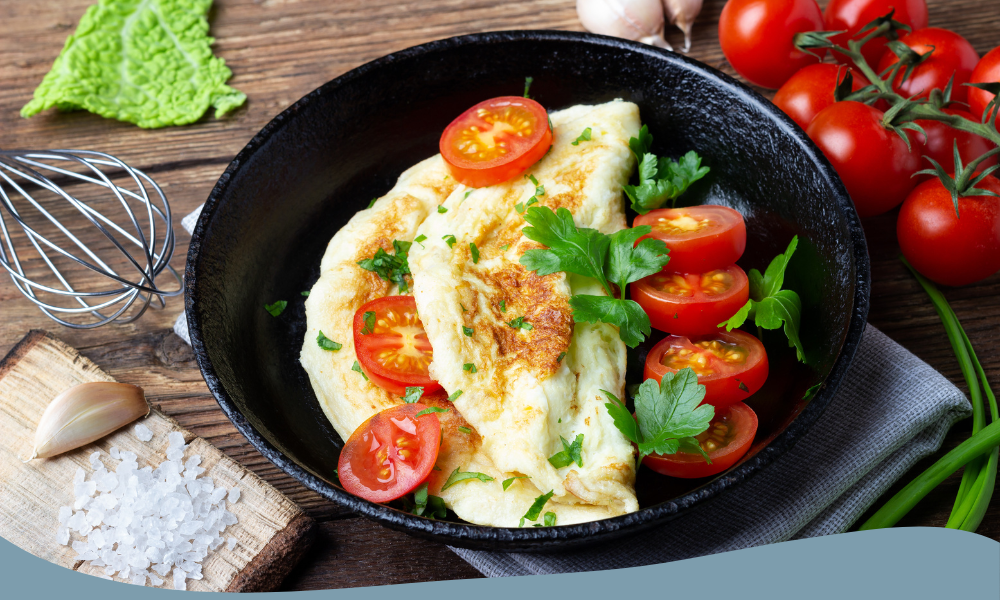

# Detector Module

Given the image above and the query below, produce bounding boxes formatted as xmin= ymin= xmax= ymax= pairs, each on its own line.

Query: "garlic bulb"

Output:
xmin=26 ymin=382 xmax=149 ymax=460
xmin=577 ymin=0 xmax=672 ymax=50
xmin=662 ymin=0 xmax=703 ymax=52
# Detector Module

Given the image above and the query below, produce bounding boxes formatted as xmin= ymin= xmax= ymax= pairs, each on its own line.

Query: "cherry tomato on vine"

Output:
xmin=642 ymin=402 xmax=758 ymax=479
xmin=773 ymin=64 xmax=872 ymax=130
xmin=353 ymin=295 xmax=442 ymax=396
xmin=633 ymin=206 xmax=746 ymax=274
xmin=337 ymin=403 xmax=442 ymax=502
xmin=631 ymin=265 xmax=750 ymax=336
xmin=718 ymin=0 xmax=826 ymax=90
xmin=969 ymin=46 xmax=1000 ymax=125
xmin=877 ymin=28 xmax=980 ymax=104
xmin=806 ymin=101 xmax=923 ymax=218
xmin=824 ymin=0 xmax=929 ymax=69
xmin=644 ymin=330 xmax=769 ymax=408
xmin=897 ymin=176 xmax=1000 ymax=287
xmin=439 ymin=96 xmax=552 ymax=188
xmin=915 ymin=108 xmax=998 ymax=182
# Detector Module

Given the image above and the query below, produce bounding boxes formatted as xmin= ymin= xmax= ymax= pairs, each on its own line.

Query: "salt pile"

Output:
xmin=57 ymin=429 xmax=241 ymax=590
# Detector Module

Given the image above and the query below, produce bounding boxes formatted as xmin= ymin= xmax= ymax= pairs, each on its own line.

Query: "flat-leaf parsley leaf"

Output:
xmin=441 ymin=467 xmax=494 ymax=490
xmin=316 ymin=331 xmax=342 ymax=351
xmin=264 ymin=300 xmax=287 ymax=317
xmin=402 ymin=386 xmax=424 ymax=404
xmin=623 ymin=125 xmax=710 ymax=214
xmin=571 ymin=127 xmax=592 ymax=145
xmin=520 ymin=490 xmax=555 ymax=527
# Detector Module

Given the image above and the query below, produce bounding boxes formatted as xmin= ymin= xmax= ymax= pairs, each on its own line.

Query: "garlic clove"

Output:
xmin=578 ymin=0 xmax=673 ymax=51
xmin=28 ymin=382 xmax=149 ymax=460
xmin=662 ymin=0 xmax=703 ymax=53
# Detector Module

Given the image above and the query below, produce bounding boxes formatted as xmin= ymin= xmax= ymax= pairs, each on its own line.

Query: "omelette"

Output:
xmin=301 ymin=99 xmax=641 ymax=526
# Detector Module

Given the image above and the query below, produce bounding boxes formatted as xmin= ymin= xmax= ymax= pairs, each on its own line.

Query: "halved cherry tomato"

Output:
xmin=876 ymin=28 xmax=980 ymax=104
xmin=440 ymin=96 xmax=553 ymax=188
xmin=634 ymin=206 xmax=746 ymax=274
xmin=631 ymin=265 xmax=749 ymax=336
xmin=642 ymin=402 xmax=758 ymax=479
xmin=644 ymin=330 xmax=769 ymax=408
xmin=337 ymin=403 xmax=441 ymax=502
xmin=353 ymin=296 xmax=442 ymax=396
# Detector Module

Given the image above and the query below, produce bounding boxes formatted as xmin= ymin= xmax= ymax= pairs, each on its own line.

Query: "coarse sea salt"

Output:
xmin=58 ymin=434 xmax=240 ymax=589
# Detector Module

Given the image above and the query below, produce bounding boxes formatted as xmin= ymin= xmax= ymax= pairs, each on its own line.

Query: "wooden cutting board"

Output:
xmin=0 ymin=331 xmax=316 ymax=592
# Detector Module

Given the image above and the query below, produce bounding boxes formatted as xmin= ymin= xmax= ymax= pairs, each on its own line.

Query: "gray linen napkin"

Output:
xmin=173 ymin=208 xmax=971 ymax=577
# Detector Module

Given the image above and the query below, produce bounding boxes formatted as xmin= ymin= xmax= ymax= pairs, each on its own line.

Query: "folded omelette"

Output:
xmin=301 ymin=99 xmax=641 ymax=526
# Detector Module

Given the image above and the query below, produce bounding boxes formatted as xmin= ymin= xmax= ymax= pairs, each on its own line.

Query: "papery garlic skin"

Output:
xmin=29 ymin=382 xmax=149 ymax=460
xmin=577 ymin=0 xmax=673 ymax=50
xmin=662 ymin=0 xmax=703 ymax=52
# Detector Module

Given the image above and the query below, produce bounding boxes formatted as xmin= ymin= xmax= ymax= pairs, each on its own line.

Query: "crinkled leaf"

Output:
xmin=520 ymin=207 xmax=611 ymax=289
xmin=634 ymin=370 xmax=713 ymax=442
xmin=760 ymin=236 xmax=798 ymax=298
xmin=570 ymin=295 xmax=650 ymax=348
xmin=718 ymin=299 xmax=753 ymax=331
xmin=22 ymin=0 xmax=246 ymax=128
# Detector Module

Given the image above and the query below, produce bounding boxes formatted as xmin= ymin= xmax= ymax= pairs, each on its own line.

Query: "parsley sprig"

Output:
xmin=357 ymin=240 xmax=412 ymax=292
xmin=603 ymin=367 xmax=715 ymax=463
xmin=718 ymin=236 xmax=806 ymax=362
xmin=624 ymin=125 xmax=710 ymax=215
xmin=519 ymin=206 xmax=670 ymax=347
xmin=408 ymin=483 xmax=447 ymax=519
xmin=548 ymin=434 xmax=584 ymax=468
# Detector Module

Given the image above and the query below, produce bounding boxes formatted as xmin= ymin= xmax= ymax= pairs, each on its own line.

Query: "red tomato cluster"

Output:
xmin=721 ymin=0 xmax=1000 ymax=286
xmin=630 ymin=206 xmax=763 ymax=478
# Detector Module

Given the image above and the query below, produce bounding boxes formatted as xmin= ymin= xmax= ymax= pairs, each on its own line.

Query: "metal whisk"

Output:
xmin=0 ymin=149 xmax=181 ymax=328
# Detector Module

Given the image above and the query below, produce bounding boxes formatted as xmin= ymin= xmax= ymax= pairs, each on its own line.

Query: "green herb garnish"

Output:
xmin=500 ymin=300 xmax=507 ymax=313
xmin=571 ymin=128 xmax=592 ymax=146
xmin=448 ymin=390 xmax=463 ymax=402
xmin=316 ymin=331 xmax=342 ymax=351
xmin=463 ymin=326 xmax=474 ymax=337
xmin=718 ymin=236 xmax=805 ymax=362
xmin=264 ymin=301 xmax=287 ymax=317
xmin=402 ymin=386 xmax=424 ymax=404
xmin=470 ymin=243 xmax=480 ymax=264
xmin=368 ymin=197 xmax=378 ymax=209
xmin=361 ymin=310 xmax=376 ymax=335
xmin=357 ymin=240 xmax=412 ymax=292
xmin=508 ymin=316 xmax=533 ymax=331
xmin=410 ymin=483 xmax=447 ymax=519
xmin=301 ymin=290 xmax=310 ymax=297
xmin=458 ymin=426 xmax=472 ymax=434
xmin=442 ymin=467 xmax=494 ymax=491
xmin=547 ymin=434 xmax=584 ymax=468
xmin=556 ymin=352 xmax=566 ymax=362
xmin=352 ymin=360 xmax=368 ymax=380
xmin=443 ymin=234 xmax=457 ymax=248
xmin=519 ymin=206 xmax=670 ymax=347
xmin=415 ymin=234 xmax=427 ymax=246
xmin=523 ymin=76 xmax=534 ymax=98
xmin=463 ymin=363 xmax=478 ymax=374
xmin=438 ymin=205 xmax=448 ymax=214
xmin=623 ymin=125 xmax=710 ymax=214
xmin=520 ymin=490 xmax=555 ymax=527
xmin=501 ymin=476 xmax=529 ymax=491
xmin=416 ymin=406 xmax=449 ymax=418
xmin=603 ymin=367 xmax=714 ymax=463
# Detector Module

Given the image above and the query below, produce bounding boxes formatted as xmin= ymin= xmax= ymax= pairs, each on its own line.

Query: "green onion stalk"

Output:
xmin=858 ymin=259 xmax=999 ymax=531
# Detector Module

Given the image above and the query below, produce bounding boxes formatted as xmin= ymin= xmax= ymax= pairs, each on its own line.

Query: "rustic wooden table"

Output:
xmin=1 ymin=0 xmax=997 ymax=590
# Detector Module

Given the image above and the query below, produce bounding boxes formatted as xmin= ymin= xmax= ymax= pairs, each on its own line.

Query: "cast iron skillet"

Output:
xmin=186 ymin=30 xmax=870 ymax=552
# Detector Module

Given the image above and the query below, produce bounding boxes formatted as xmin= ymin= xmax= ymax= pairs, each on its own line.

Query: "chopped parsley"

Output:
xmin=316 ymin=331 xmax=342 ymax=351
xmin=470 ymin=242 xmax=480 ymax=264
xmin=538 ymin=512 xmax=557 ymax=527
xmin=367 ymin=197 xmax=378 ymax=209
xmin=738 ymin=380 xmax=750 ymax=393
xmin=603 ymin=367 xmax=714 ymax=463
xmin=556 ymin=352 xmax=566 ymax=362
xmin=501 ymin=476 xmax=530 ymax=491
xmin=264 ymin=300 xmax=287 ymax=317
xmin=458 ymin=426 xmax=472 ymax=434
xmin=508 ymin=316 xmax=533 ymax=331
xmin=402 ymin=386 xmax=424 ymax=404
xmin=523 ymin=76 xmax=533 ymax=98
xmin=718 ymin=236 xmax=805 ymax=362
xmin=416 ymin=406 xmax=449 ymax=418
xmin=448 ymin=390 xmax=463 ymax=402
xmin=409 ymin=483 xmax=447 ymax=519
xmin=460 ymin=303 xmax=468 ymax=312
xmin=547 ymin=434 xmax=584 ymax=468
xmin=464 ymin=190 xmax=472 ymax=200
xmin=500 ymin=243 xmax=510 ymax=251
xmin=499 ymin=300 xmax=507 ymax=313
xmin=441 ymin=467 xmax=494 ymax=491
xmin=463 ymin=326 xmax=474 ymax=337
xmin=803 ymin=382 xmax=822 ymax=400
xmin=351 ymin=360 xmax=368 ymax=380
xmin=571 ymin=127 xmax=592 ymax=145
xmin=357 ymin=240 xmax=412 ymax=292
xmin=301 ymin=290 xmax=310 ymax=297
xmin=360 ymin=310 xmax=376 ymax=335
xmin=519 ymin=206 xmax=670 ymax=347
xmin=520 ymin=490 xmax=555 ymax=527
xmin=443 ymin=234 xmax=457 ymax=248
xmin=463 ymin=363 xmax=478 ymax=374
xmin=438 ymin=205 xmax=448 ymax=214
xmin=414 ymin=234 xmax=427 ymax=246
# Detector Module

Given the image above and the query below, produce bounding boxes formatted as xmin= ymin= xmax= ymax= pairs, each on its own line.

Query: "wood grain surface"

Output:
xmin=0 ymin=331 xmax=315 ymax=592
xmin=0 ymin=0 xmax=998 ymax=590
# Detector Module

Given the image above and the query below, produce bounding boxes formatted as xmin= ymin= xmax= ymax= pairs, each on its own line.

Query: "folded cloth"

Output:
xmin=174 ymin=206 xmax=970 ymax=577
